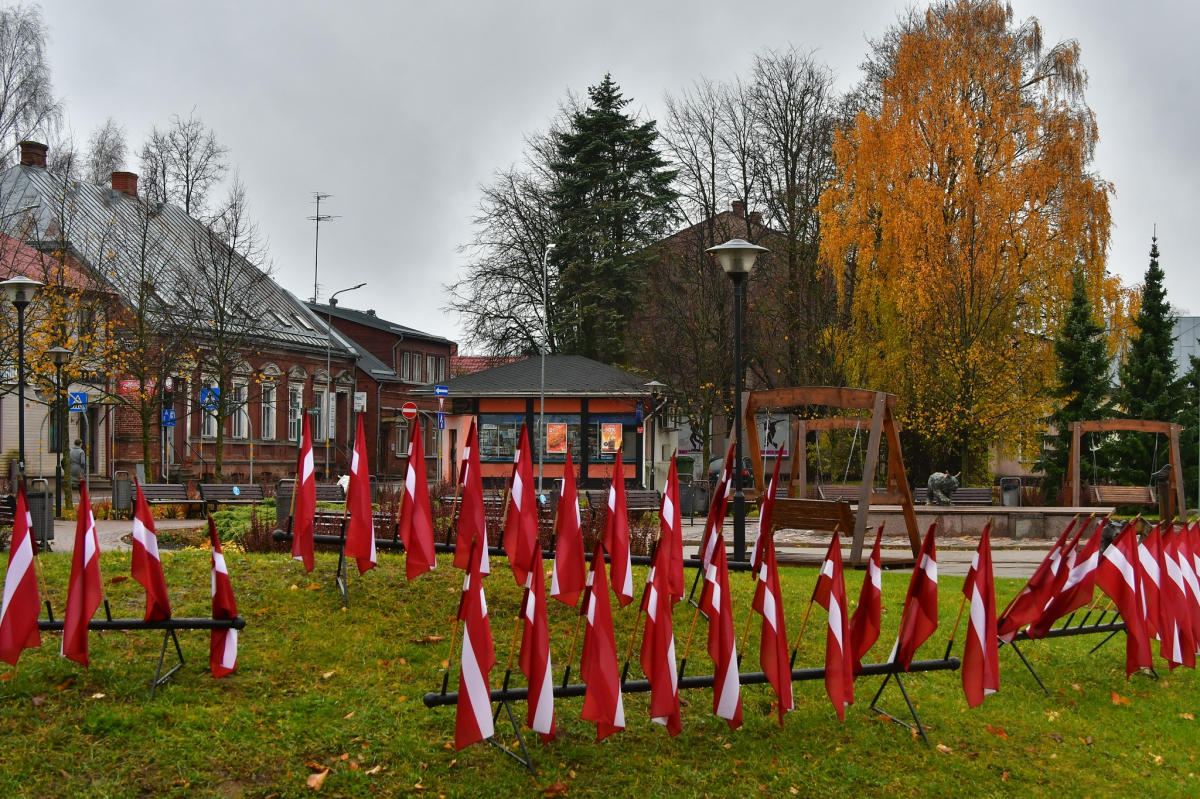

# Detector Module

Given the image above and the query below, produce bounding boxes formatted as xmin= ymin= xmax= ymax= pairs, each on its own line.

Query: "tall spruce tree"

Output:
xmin=1112 ymin=236 xmax=1184 ymax=485
xmin=1180 ymin=354 xmax=1199 ymax=511
xmin=1037 ymin=268 xmax=1112 ymax=499
xmin=550 ymin=75 xmax=677 ymax=363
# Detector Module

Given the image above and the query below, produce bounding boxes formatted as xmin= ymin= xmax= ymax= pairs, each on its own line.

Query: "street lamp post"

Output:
xmin=47 ymin=346 xmax=72 ymax=517
xmin=644 ymin=380 xmax=665 ymax=490
xmin=323 ymin=283 xmax=365 ymax=481
xmin=1 ymin=276 xmax=43 ymax=485
xmin=538 ymin=242 xmax=554 ymax=495
xmin=706 ymin=239 xmax=768 ymax=562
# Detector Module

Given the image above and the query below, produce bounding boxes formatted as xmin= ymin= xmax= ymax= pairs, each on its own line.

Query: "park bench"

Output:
xmin=199 ymin=483 xmax=265 ymax=511
xmin=763 ymin=497 xmax=857 ymax=537
xmin=139 ymin=483 xmax=206 ymax=518
xmin=0 ymin=493 xmax=14 ymax=530
xmin=584 ymin=489 xmax=661 ymax=522
xmin=275 ymin=479 xmax=346 ymax=511
xmin=815 ymin=485 xmax=888 ymax=503
xmin=1087 ymin=485 xmax=1157 ymax=508
xmin=311 ymin=508 xmax=400 ymax=540
xmin=912 ymin=487 xmax=993 ymax=506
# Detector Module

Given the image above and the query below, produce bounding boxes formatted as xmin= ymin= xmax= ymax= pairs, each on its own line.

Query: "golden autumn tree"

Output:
xmin=820 ymin=0 xmax=1130 ymax=481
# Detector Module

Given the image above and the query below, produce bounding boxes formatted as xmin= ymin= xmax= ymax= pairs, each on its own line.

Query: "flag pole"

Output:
xmin=33 ymin=543 xmax=54 ymax=621
xmin=788 ymin=598 xmax=814 ymax=668
xmin=678 ymin=600 xmax=704 ymax=680
xmin=447 ymin=473 xmax=463 ymax=545
xmin=501 ymin=591 xmax=527 ymax=691
xmin=943 ymin=595 xmax=968 ymax=660
xmin=995 ymin=512 xmax=1080 ymax=622
xmin=441 ymin=536 xmax=477 ymax=695
xmin=620 ymin=537 xmax=660 ymax=683
xmin=562 ymin=577 xmax=590 ymax=688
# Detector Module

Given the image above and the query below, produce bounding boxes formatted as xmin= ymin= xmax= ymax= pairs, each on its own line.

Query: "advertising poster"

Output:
xmin=601 ymin=423 xmax=623 ymax=455
xmin=546 ymin=423 xmax=568 ymax=454
xmin=757 ymin=413 xmax=789 ymax=458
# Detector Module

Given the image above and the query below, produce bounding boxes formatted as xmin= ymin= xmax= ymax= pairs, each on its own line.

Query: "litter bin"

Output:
xmin=112 ymin=470 xmax=132 ymax=516
xmin=1000 ymin=477 xmax=1022 ymax=507
xmin=28 ymin=478 xmax=54 ymax=548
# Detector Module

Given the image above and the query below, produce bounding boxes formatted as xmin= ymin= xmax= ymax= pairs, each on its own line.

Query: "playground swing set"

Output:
xmin=1064 ymin=419 xmax=1187 ymax=518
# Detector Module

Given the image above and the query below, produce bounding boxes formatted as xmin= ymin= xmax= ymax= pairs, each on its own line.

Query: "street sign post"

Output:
xmin=68 ymin=392 xmax=87 ymax=413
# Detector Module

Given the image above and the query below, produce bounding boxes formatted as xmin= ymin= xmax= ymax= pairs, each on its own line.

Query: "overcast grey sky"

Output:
xmin=40 ymin=1 xmax=1200 ymax=345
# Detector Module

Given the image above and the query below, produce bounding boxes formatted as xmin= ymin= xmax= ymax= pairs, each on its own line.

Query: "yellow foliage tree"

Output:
xmin=820 ymin=0 xmax=1131 ymax=480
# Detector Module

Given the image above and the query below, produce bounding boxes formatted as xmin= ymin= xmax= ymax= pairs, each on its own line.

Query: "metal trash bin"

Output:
xmin=112 ymin=470 xmax=133 ymax=515
xmin=28 ymin=478 xmax=54 ymax=548
xmin=1000 ymin=477 xmax=1022 ymax=507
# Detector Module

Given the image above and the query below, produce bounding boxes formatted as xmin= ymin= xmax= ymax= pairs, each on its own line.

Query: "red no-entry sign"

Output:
xmin=401 ymin=402 xmax=418 ymax=420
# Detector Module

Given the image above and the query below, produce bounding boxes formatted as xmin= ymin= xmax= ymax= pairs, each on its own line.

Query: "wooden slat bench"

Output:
xmin=199 ymin=483 xmax=265 ymax=510
xmin=276 ymin=479 xmax=346 ymax=511
xmin=1087 ymin=485 xmax=1157 ymax=507
xmin=913 ymin=487 xmax=993 ymax=506
xmin=140 ymin=484 xmax=205 ymax=518
xmin=815 ymin=485 xmax=888 ymax=503
xmin=311 ymin=508 xmax=400 ymax=540
xmin=584 ymin=489 xmax=662 ymax=521
xmin=764 ymin=497 xmax=856 ymax=536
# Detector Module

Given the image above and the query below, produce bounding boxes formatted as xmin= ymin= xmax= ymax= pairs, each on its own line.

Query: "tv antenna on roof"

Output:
xmin=308 ymin=192 xmax=340 ymax=303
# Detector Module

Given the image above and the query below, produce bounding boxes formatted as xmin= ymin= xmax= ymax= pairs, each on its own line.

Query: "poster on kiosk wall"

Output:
xmin=600 ymin=423 xmax=623 ymax=455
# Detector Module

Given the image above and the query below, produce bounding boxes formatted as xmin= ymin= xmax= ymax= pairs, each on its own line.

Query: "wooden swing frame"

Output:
xmin=1065 ymin=419 xmax=1186 ymax=518
xmin=744 ymin=387 xmax=921 ymax=567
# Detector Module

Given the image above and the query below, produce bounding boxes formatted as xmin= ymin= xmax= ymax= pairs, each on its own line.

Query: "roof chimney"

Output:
xmin=731 ymin=200 xmax=745 ymax=219
xmin=111 ymin=172 xmax=138 ymax=197
xmin=329 ymin=297 xmax=338 ymax=307
xmin=18 ymin=141 xmax=47 ymax=168
xmin=367 ymin=309 xmax=376 ymax=316
xmin=748 ymin=211 xmax=762 ymax=226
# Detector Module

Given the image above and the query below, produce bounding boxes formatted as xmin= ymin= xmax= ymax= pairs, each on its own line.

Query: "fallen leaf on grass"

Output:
xmin=722 ymin=743 xmax=732 ymax=750
xmin=415 ymin=635 xmax=445 ymax=644
xmin=173 ymin=780 xmax=190 ymax=788
xmin=108 ymin=575 xmax=128 ymax=584
xmin=1181 ymin=713 xmax=1195 ymax=720
xmin=31 ymin=696 xmax=45 ymax=708
xmin=986 ymin=725 xmax=1008 ymax=739
xmin=349 ymin=762 xmax=359 ymax=771
xmin=1080 ymin=736 xmax=1093 ymax=745
xmin=398 ymin=658 xmax=407 ymax=665
xmin=339 ymin=753 xmax=349 ymax=761
xmin=936 ymin=744 xmax=954 ymax=754
xmin=1001 ymin=772 xmax=1010 ymax=782
xmin=344 ymin=712 xmax=355 ymax=719
xmin=413 ymin=783 xmax=424 ymax=791
xmin=305 ymin=761 xmax=325 ymax=771
xmin=0 ymin=673 xmax=10 ymax=681
xmin=307 ymin=768 xmax=330 ymax=790
xmin=365 ymin=765 xmax=383 ymax=775
xmin=55 ymin=678 xmax=73 ymax=691
xmin=1111 ymin=691 xmax=1131 ymax=706
xmin=91 ymin=693 xmax=105 ymax=700
xmin=290 ymin=585 xmax=299 ymax=591
xmin=1071 ymin=683 xmax=1081 ymax=692
xmin=542 ymin=782 xmax=569 ymax=797
xmin=1049 ymin=733 xmax=1063 ymax=743
xmin=448 ymin=759 xmax=456 ymax=769
xmin=790 ymin=789 xmax=799 ymax=795
xmin=1150 ymin=753 xmax=1164 ymax=765
xmin=306 ymin=584 xmax=321 ymax=591
xmin=322 ymin=671 xmax=335 ymax=679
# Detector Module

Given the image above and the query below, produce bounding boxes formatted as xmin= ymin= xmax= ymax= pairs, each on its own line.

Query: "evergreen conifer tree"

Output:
xmin=1179 ymin=354 xmax=1199 ymax=511
xmin=1112 ymin=236 xmax=1184 ymax=486
xmin=1037 ymin=268 xmax=1112 ymax=499
xmin=550 ymin=75 xmax=677 ymax=363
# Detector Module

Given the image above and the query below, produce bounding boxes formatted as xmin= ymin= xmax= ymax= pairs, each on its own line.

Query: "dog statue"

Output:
xmin=926 ymin=472 xmax=960 ymax=506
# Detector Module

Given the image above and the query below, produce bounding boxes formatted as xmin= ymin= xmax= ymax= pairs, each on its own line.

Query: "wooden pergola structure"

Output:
xmin=744 ymin=387 xmax=921 ymax=567
xmin=1066 ymin=419 xmax=1187 ymax=519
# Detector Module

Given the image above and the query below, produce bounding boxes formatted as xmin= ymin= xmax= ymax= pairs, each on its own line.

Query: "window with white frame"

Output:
xmin=401 ymin=351 xmax=411 ymax=381
xmin=289 ymin=383 xmax=304 ymax=441
xmin=426 ymin=356 xmax=435 ymax=385
xmin=438 ymin=357 xmax=446 ymax=382
xmin=313 ymin=389 xmax=327 ymax=442
xmin=395 ymin=419 xmax=409 ymax=455
xmin=230 ymin=381 xmax=249 ymax=439
xmin=261 ymin=383 xmax=277 ymax=440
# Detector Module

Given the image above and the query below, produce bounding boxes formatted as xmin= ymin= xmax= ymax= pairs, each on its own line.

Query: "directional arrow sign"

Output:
xmin=434 ymin=385 xmax=449 ymax=397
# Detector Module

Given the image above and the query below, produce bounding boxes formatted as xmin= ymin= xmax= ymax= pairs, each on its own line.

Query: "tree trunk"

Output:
xmin=141 ymin=403 xmax=154 ymax=484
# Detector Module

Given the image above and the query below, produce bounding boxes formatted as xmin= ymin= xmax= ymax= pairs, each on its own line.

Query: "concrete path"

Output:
xmin=44 ymin=517 xmax=204 ymax=554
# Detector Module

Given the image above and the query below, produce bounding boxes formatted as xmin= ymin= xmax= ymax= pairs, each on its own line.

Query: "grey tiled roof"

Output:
xmin=0 ymin=164 xmax=356 ymax=358
xmin=410 ymin=355 xmax=653 ymax=398
xmin=309 ymin=307 xmax=401 ymax=382
xmin=306 ymin=300 xmax=454 ymax=345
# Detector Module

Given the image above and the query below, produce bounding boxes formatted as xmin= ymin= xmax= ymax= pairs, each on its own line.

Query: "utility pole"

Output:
xmin=308 ymin=193 xmax=338 ymax=303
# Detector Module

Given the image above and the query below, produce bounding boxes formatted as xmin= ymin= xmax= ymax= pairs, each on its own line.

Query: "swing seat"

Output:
xmin=764 ymin=497 xmax=858 ymax=538
xmin=1086 ymin=485 xmax=1156 ymax=507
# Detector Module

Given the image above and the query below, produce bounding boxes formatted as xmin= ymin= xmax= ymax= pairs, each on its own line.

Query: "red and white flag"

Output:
xmin=550 ymin=448 xmax=585 ymax=606
xmin=700 ymin=442 xmax=735 ymax=570
xmin=639 ymin=542 xmax=681 ymax=735
xmin=519 ymin=546 xmax=555 ymax=742
xmin=752 ymin=520 xmax=792 ymax=726
xmin=62 ymin=482 xmax=102 ymax=666
xmin=1174 ymin=526 xmax=1200 ymax=648
xmin=848 ymin=526 xmax=884 ymax=673
xmin=1096 ymin=520 xmax=1153 ymax=677
xmin=580 ymin=543 xmax=625 ymax=740
xmin=503 ymin=424 xmax=540 ymax=587
xmin=961 ymin=523 xmax=999 ymax=707
xmin=700 ymin=532 xmax=742 ymax=729
xmin=658 ymin=454 xmax=685 ymax=602
xmin=603 ymin=450 xmax=634 ymax=607
xmin=1159 ymin=527 xmax=1196 ymax=669
xmin=399 ymin=414 xmax=438 ymax=580
xmin=0 ymin=483 xmax=41 ymax=665
xmin=455 ymin=535 xmax=496 ymax=749
xmin=343 ymin=413 xmax=376 ymax=574
xmin=1027 ymin=522 xmax=1103 ymax=639
xmin=812 ymin=532 xmax=852 ymax=720
xmin=996 ymin=520 xmax=1076 ymax=642
xmin=131 ymin=481 xmax=171 ymax=622
xmin=291 ymin=413 xmax=317 ymax=573
xmin=752 ymin=457 xmax=782 ymax=572
xmin=209 ymin=515 xmax=238 ymax=677
xmin=454 ymin=420 xmax=490 ymax=575
xmin=1139 ymin=524 xmax=1164 ymax=642
xmin=893 ymin=523 xmax=938 ymax=670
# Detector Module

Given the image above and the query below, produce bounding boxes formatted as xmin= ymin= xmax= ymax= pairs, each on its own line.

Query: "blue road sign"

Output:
xmin=435 ymin=385 xmax=449 ymax=397
xmin=162 ymin=409 xmax=177 ymax=427
xmin=200 ymin=387 xmax=220 ymax=409
xmin=68 ymin=392 xmax=87 ymax=413
xmin=437 ymin=412 xmax=445 ymax=430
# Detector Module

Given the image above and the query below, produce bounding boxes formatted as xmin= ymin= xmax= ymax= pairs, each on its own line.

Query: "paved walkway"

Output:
xmin=44 ymin=517 xmax=203 ymax=554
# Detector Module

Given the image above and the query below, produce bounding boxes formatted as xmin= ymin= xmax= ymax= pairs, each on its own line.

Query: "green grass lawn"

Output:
xmin=1 ymin=549 xmax=1198 ymax=798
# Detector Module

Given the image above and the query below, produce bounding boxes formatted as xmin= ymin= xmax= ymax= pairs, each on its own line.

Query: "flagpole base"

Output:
xmin=150 ymin=629 xmax=185 ymax=699
xmin=335 ymin=518 xmax=350 ymax=610
xmin=485 ymin=700 xmax=535 ymax=776
xmin=868 ymin=671 xmax=930 ymax=747
xmin=1002 ymin=640 xmax=1050 ymax=696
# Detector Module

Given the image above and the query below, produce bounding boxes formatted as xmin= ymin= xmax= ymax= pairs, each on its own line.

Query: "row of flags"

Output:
xmin=0 ymin=481 xmax=238 ymax=676
xmin=999 ymin=515 xmax=1200 ymax=678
